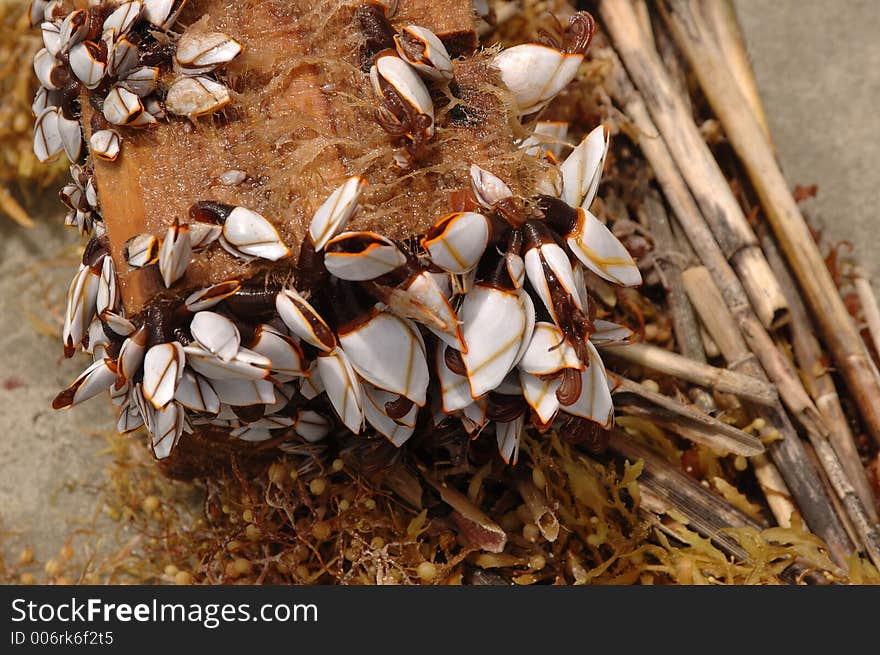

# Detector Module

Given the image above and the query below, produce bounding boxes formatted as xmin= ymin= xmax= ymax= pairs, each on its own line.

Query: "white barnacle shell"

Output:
xmin=316 ymin=348 xmax=364 ymax=434
xmin=175 ymin=30 xmax=242 ymax=75
xmin=124 ymin=232 xmax=160 ymax=268
xmin=519 ymin=370 xmax=561 ymax=426
xmin=52 ymin=357 xmax=118 ymax=409
xmin=174 ymin=369 xmax=220 ymax=414
xmin=33 ymin=106 xmax=63 ymax=162
xmin=520 ymin=120 xmax=570 ymax=159
xmin=292 ymin=409 xmax=332 ymax=443
xmin=370 ymin=52 xmax=434 ymax=135
xmin=30 ymin=0 xmax=49 ymax=27
xmin=492 ymin=43 xmax=584 ymax=115
xmin=108 ymin=36 xmax=139 ymax=78
xmin=518 ymin=322 xmax=582 ymax=377
xmin=469 ymin=164 xmax=512 ymax=209
xmin=183 ymin=344 xmax=270 ymax=381
xmin=558 ymin=341 xmax=614 ymax=428
xmin=96 ymin=255 xmax=119 ymax=315
xmin=120 ymin=66 xmax=159 ymax=98
xmin=103 ymin=86 xmax=146 ymax=126
xmin=217 ymin=169 xmax=247 ymax=186
xmin=184 ymin=280 xmax=240 ymax=312
xmin=434 ymin=343 xmax=473 ymax=414
xmin=559 ymin=124 xmax=609 ymax=210
xmin=89 ymin=129 xmax=121 ymax=162
xmin=69 ymin=41 xmax=107 ymax=89
xmin=41 ymin=0 xmax=64 ymax=23
xmin=40 ymin=21 xmax=62 ymax=57
xmin=58 ymin=10 xmax=89 ymax=52
xmin=210 ymin=377 xmax=275 ymax=407
xmin=394 ymin=25 xmax=453 ymax=80
xmin=323 ymin=231 xmax=406 ymax=281
xmin=249 ymin=324 xmax=306 ymax=380
xmin=150 ymin=401 xmax=185 ymax=459
xmin=338 ymin=312 xmax=429 ymax=406
xmin=142 ymin=341 xmax=185 ymax=409
xmin=188 ymin=222 xmax=222 ymax=250
xmin=57 ymin=112 xmax=82 ymax=162
xmin=362 ymin=383 xmax=418 ymax=447
xmin=142 ymin=0 xmax=188 ymax=30
xmin=523 ymin=236 xmax=584 ymax=324
xmin=459 ymin=286 xmax=535 ymax=398
xmin=565 ymin=208 xmax=642 ymax=288
xmin=190 ymin=311 xmax=241 ymax=362
xmin=496 ymin=414 xmax=524 ymax=465
xmin=31 ymin=86 xmax=55 ymax=117
xmin=165 ymin=76 xmax=231 ymax=119
xmin=308 ymin=176 xmax=365 ymax=251
xmin=102 ymin=1 xmax=142 ymax=40
xmin=158 ymin=221 xmax=192 ymax=287
xmin=220 ymin=207 xmax=290 ymax=261
xmin=33 ymin=48 xmax=60 ymax=90
xmin=589 ymin=319 xmax=635 ymax=347
xmin=420 ymin=211 xmax=490 ymax=274
xmin=275 ymin=289 xmax=337 ymax=352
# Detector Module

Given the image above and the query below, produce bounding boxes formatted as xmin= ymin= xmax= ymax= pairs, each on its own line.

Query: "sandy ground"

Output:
xmin=1 ymin=1 xmax=879 ymax=578
xmin=0 ymin=212 xmax=120 ymax=572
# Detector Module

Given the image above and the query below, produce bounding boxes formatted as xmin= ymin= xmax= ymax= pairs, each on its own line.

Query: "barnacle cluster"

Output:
xmin=35 ymin=1 xmax=641 ymax=469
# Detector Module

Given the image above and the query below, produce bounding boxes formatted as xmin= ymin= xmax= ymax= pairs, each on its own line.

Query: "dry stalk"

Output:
xmin=596 ymin=38 xmax=824 ymax=445
xmin=701 ymin=0 xmax=774 ymax=148
xmin=609 ymin=432 xmax=838 ymax=582
xmin=613 ymin=376 xmax=764 ymax=456
xmin=761 ymin=230 xmax=878 ymax=522
xmin=854 ymin=271 xmax=880 ymax=366
xmin=606 ymin=341 xmax=777 ymax=406
xmin=598 ymin=0 xmax=789 ymax=331
xmin=596 ymin=40 xmax=852 ymax=560
xmin=681 ymin=265 xmax=853 ymax=562
xmin=658 ymin=0 xmax=880 ymax=449
xmin=637 ymin=192 xmax=715 ymax=411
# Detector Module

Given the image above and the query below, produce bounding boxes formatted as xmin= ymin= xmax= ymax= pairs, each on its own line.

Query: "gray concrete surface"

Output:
xmin=734 ymin=0 xmax=880 ymax=280
xmin=1 ymin=0 xmax=879 ymax=578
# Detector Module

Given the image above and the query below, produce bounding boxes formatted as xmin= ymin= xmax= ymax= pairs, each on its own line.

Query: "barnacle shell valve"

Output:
xmin=40 ymin=0 xmax=639 ymax=468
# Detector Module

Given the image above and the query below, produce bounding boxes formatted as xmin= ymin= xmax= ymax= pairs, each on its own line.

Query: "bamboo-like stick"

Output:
xmin=761 ymin=230 xmax=878 ymax=522
xmin=637 ymin=193 xmax=715 ymax=411
xmin=609 ymin=433 xmax=836 ymax=582
xmin=597 ymin=40 xmax=853 ymax=560
xmin=605 ymin=342 xmax=777 ymax=406
xmin=599 ymin=42 xmax=824 ymax=443
xmin=614 ymin=376 xmax=765 ymax=456
xmin=854 ymin=271 xmax=880 ymax=365
xmin=658 ymin=0 xmax=880 ymax=448
xmin=701 ymin=0 xmax=775 ymax=149
xmin=598 ymin=0 xmax=789 ymax=331
xmin=638 ymin=194 xmax=705 ymax=363
xmin=681 ymin=266 xmax=854 ymax=562
xmin=750 ymin=454 xmax=797 ymax=530
xmin=632 ymin=0 xmax=655 ymax=51
xmin=649 ymin=12 xmax=693 ymax=117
